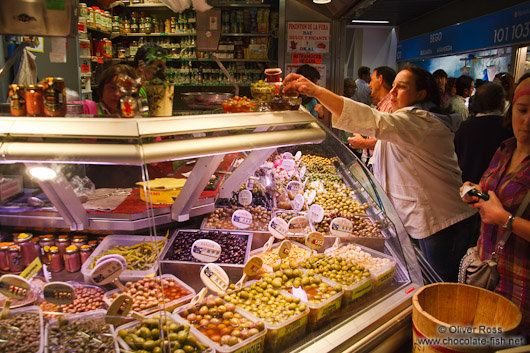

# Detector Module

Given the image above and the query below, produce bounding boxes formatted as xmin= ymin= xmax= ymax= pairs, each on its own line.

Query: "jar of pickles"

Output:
xmin=8 ymin=245 xmax=24 ymax=272
xmin=9 ymin=84 xmax=26 ymax=116
xmin=42 ymin=77 xmax=66 ymax=117
xmin=14 ymin=233 xmax=38 ymax=266
xmin=48 ymin=246 xmax=63 ymax=272
xmin=0 ymin=242 xmax=13 ymax=271
xmin=64 ymin=245 xmax=81 ymax=272
xmin=25 ymin=84 xmax=45 ymax=116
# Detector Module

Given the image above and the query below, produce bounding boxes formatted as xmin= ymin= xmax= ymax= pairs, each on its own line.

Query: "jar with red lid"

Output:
xmin=8 ymin=245 xmax=24 ymax=272
xmin=64 ymin=245 xmax=81 ymax=272
xmin=25 ymin=84 xmax=45 ymax=116
xmin=80 ymin=245 xmax=93 ymax=265
xmin=48 ymin=246 xmax=63 ymax=272
xmin=14 ymin=233 xmax=38 ymax=266
xmin=42 ymin=77 xmax=66 ymax=117
xmin=56 ymin=235 xmax=70 ymax=260
xmin=9 ymin=84 xmax=26 ymax=116
xmin=265 ymin=68 xmax=282 ymax=83
xmin=39 ymin=235 xmax=54 ymax=265
xmin=0 ymin=242 xmax=13 ymax=271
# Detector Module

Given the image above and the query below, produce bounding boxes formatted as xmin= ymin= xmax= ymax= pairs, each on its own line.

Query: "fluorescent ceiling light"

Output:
xmin=351 ymin=20 xmax=390 ymax=24
xmin=314 ymin=0 xmax=331 ymax=4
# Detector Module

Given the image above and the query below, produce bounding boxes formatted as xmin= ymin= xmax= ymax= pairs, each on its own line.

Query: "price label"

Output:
xmin=330 ymin=217 xmax=354 ymax=237
xmin=282 ymin=159 xmax=295 ymax=171
xmin=268 ymin=217 xmax=289 ymax=240
xmin=287 ymin=181 xmax=303 ymax=192
xmin=278 ymin=240 xmax=292 ymax=259
xmin=292 ymin=194 xmax=305 ymax=212
xmin=20 ymin=257 xmax=42 ymax=280
xmin=307 ymin=190 xmax=316 ymax=205
xmin=90 ymin=257 xmax=126 ymax=286
xmin=0 ymin=275 xmax=30 ymax=300
xmin=288 ymin=216 xmax=309 ymax=234
xmin=299 ymin=166 xmax=306 ymax=180
xmin=200 ymin=264 xmax=229 ymax=294
xmin=295 ymin=151 xmax=302 ymax=161
xmin=43 ymin=282 xmax=75 ymax=305
xmin=95 ymin=254 xmax=127 ymax=269
xmin=106 ymin=294 xmax=133 ymax=326
xmin=309 ymin=204 xmax=324 ymax=223
xmin=243 ymin=256 xmax=263 ymax=276
xmin=231 ymin=209 xmax=253 ymax=229
xmin=306 ymin=232 xmax=325 ymax=250
xmin=238 ymin=189 xmax=253 ymax=206
xmin=282 ymin=152 xmax=293 ymax=160
xmin=246 ymin=178 xmax=255 ymax=190
xmin=191 ymin=239 xmax=222 ymax=263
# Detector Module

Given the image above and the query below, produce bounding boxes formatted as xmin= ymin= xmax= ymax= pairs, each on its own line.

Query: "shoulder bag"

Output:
xmin=458 ymin=190 xmax=530 ymax=290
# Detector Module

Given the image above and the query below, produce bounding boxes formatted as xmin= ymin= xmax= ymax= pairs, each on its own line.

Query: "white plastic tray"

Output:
xmin=0 ymin=305 xmax=43 ymax=353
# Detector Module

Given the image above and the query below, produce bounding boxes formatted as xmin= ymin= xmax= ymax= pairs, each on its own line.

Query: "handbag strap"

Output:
xmin=493 ymin=189 xmax=530 ymax=259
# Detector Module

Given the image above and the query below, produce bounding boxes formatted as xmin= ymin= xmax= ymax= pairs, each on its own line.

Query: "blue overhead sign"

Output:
xmin=397 ymin=3 xmax=530 ymax=61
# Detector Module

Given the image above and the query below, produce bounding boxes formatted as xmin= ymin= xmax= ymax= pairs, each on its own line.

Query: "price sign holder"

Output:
xmin=307 ymin=190 xmax=316 ymax=205
xmin=330 ymin=217 xmax=354 ymax=237
xmin=278 ymin=240 xmax=292 ymax=262
xmin=309 ymin=204 xmax=324 ymax=223
xmin=0 ymin=274 xmax=31 ymax=319
xmin=106 ymin=294 xmax=134 ymax=326
xmin=268 ymin=217 xmax=289 ymax=240
xmin=282 ymin=152 xmax=293 ymax=160
xmin=238 ymin=189 xmax=253 ymax=206
xmin=191 ymin=239 xmax=222 ymax=263
xmin=235 ymin=256 xmax=263 ymax=288
xmin=231 ymin=209 xmax=253 ymax=229
xmin=288 ymin=216 xmax=309 ymax=234
xmin=295 ymin=151 xmax=302 ymax=161
xmin=90 ymin=255 xmax=127 ymax=291
xmin=287 ymin=181 xmax=303 ymax=193
xmin=306 ymin=232 xmax=325 ymax=252
xmin=95 ymin=254 xmax=127 ymax=269
xmin=291 ymin=193 xmax=305 ymax=212
xmin=20 ymin=257 xmax=42 ymax=280
xmin=43 ymin=282 xmax=75 ymax=325
xmin=299 ymin=165 xmax=306 ymax=180
xmin=282 ymin=159 xmax=295 ymax=171
xmin=200 ymin=263 xmax=229 ymax=295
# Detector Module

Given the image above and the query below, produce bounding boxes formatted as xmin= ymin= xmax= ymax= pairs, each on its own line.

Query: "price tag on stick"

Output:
xmin=299 ymin=166 xmax=306 ymax=180
xmin=306 ymin=232 xmax=325 ymax=251
xmin=43 ymin=282 xmax=75 ymax=305
xmin=288 ymin=216 xmax=309 ymax=234
xmin=90 ymin=255 xmax=127 ymax=291
xmin=106 ymin=294 xmax=133 ymax=326
xmin=200 ymin=264 xmax=230 ymax=295
xmin=236 ymin=256 xmax=263 ymax=288
xmin=268 ymin=217 xmax=289 ymax=240
xmin=309 ymin=204 xmax=324 ymax=223
xmin=295 ymin=151 xmax=302 ymax=161
xmin=278 ymin=240 xmax=292 ymax=260
xmin=232 ymin=209 xmax=253 ymax=229
xmin=238 ymin=189 xmax=253 ymax=206
xmin=291 ymin=194 xmax=305 ymax=212
xmin=191 ymin=239 xmax=222 ymax=263
xmin=330 ymin=217 xmax=354 ymax=237
xmin=282 ymin=152 xmax=293 ymax=160
xmin=0 ymin=274 xmax=31 ymax=319
xmin=282 ymin=159 xmax=295 ymax=171
xmin=287 ymin=181 xmax=303 ymax=193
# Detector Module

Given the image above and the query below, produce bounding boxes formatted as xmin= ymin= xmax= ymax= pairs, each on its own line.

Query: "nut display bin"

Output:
xmin=116 ymin=312 xmax=212 ymax=353
xmin=325 ymin=243 xmax=396 ymax=289
xmin=174 ymin=305 xmax=267 ymax=353
xmin=45 ymin=309 xmax=119 ymax=353
xmin=81 ymin=234 xmax=171 ymax=283
xmin=103 ymin=274 xmax=195 ymax=316
xmin=0 ymin=305 xmax=44 ymax=353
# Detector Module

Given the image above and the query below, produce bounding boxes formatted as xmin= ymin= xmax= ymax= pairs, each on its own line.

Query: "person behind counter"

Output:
xmin=283 ymin=64 xmax=479 ymax=282
xmin=133 ymin=42 xmax=169 ymax=99
xmin=461 ymin=73 xmax=530 ymax=339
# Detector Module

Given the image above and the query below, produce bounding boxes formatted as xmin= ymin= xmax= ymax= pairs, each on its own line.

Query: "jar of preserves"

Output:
xmin=80 ymin=245 xmax=93 ymax=265
xmin=123 ymin=19 xmax=131 ymax=34
xmin=71 ymin=235 xmax=87 ymax=248
xmin=131 ymin=18 xmax=138 ymax=33
xmin=64 ymin=245 xmax=81 ymax=272
xmin=25 ymin=84 xmax=44 ymax=116
xmin=8 ymin=245 xmax=24 ymax=272
xmin=43 ymin=77 xmax=66 ymax=117
xmin=14 ymin=233 xmax=38 ymax=266
xmin=0 ymin=242 xmax=13 ymax=271
xmin=48 ymin=246 xmax=63 ymax=272
xmin=9 ymin=84 xmax=26 ymax=116
xmin=88 ymin=240 xmax=98 ymax=250
xmin=39 ymin=235 xmax=54 ymax=265
xmin=55 ymin=235 xmax=70 ymax=259
xmin=33 ymin=236 xmax=40 ymax=262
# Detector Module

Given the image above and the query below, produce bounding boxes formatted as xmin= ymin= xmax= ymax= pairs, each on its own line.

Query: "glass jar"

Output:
xmin=33 ymin=236 xmax=40 ymax=262
xmin=131 ymin=18 xmax=138 ymax=33
xmin=123 ymin=19 xmax=130 ymax=34
xmin=0 ymin=242 xmax=13 ymax=271
xmin=144 ymin=17 xmax=152 ymax=34
xmin=8 ymin=245 xmax=24 ymax=272
xmin=9 ymin=84 xmax=26 ymax=116
xmin=42 ymin=77 xmax=66 ymax=117
xmin=71 ymin=235 xmax=87 ymax=248
xmin=55 ymin=235 xmax=70 ymax=260
xmin=79 ymin=3 xmax=88 ymax=18
xmin=39 ymin=235 xmax=54 ymax=265
xmin=64 ymin=245 xmax=81 ymax=272
xmin=48 ymin=246 xmax=63 ymax=272
xmin=88 ymin=240 xmax=98 ymax=250
xmin=80 ymin=245 xmax=93 ymax=265
xmin=25 ymin=84 xmax=44 ymax=116
xmin=14 ymin=233 xmax=38 ymax=266
xmin=112 ymin=16 xmax=120 ymax=32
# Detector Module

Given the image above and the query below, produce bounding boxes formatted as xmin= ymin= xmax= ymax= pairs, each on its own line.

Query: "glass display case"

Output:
xmin=0 ymin=110 xmax=422 ymax=352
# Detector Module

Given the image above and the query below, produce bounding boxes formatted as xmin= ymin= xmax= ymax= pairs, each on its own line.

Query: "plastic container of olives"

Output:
xmin=174 ymin=304 xmax=267 ymax=353
xmin=103 ymin=274 xmax=195 ymax=316
xmin=81 ymin=234 xmax=171 ymax=283
xmin=249 ymin=240 xmax=312 ymax=272
xmin=0 ymin=305 xmax=44 ymax=353
xmin=325 ymin=243 xmax=396 ymax=289
xmin=116 ymin=312 xmax=212 ymax=353
xmin=235 ymin=280 xmax=310 ymax=352
xmin=282 ymin=275 xmax=344 ymax=331
xmin=45 ymin=309 xmax=118 ymax=353
xmin=201 ymin=207 xmax=272 ymax=233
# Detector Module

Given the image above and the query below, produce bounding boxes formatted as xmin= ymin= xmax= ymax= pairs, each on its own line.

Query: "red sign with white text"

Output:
xmin=292 ymin=53 xmax=323 ymax=64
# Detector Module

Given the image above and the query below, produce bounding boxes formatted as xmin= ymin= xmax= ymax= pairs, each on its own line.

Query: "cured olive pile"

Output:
xmin=179 ymin=295 xmax=264 ymax=347
xmin=48 ymin=319 xmax=115 ymax=352
xmin=0 ymin=313 xmax=41 ymax=353
xmin=165 ymin=230 xmax=248 ymax=264
xmin=40 ymin=285 xmax=105 ymax=318
xmin=204 ymin=206 xmax=271 ymax=231
xmin=118 ymin=314 xmax=209 ymax=353
xmin=297 ymin=254 xmax=371 ymax=286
